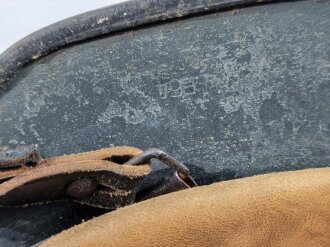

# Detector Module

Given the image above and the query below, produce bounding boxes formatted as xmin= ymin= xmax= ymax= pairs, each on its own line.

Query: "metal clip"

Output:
xmin=125 ymin=148 xmax=197 ymax=186
xmin=0 ymin=146 xmax=197 ymax=208
xmin=125 ymin=148 xmax=198 ymax=201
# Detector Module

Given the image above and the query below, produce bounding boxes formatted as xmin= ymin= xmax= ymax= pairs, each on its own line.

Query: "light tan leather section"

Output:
xmin=43 ymin=167 xmax=330 ymax=247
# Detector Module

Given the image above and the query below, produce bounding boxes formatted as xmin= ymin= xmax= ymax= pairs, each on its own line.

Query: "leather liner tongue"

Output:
xmin=0 ymin=146 xmax=151 ymax=209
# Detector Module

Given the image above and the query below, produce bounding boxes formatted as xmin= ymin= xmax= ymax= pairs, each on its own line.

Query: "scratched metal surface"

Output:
xmin=0 ymin=1 xmax=329 ymax=245
xmin=0 ymin=0 xmax=275 ymax=89
xmin=1 ymin=0 xmax=329 ymax=178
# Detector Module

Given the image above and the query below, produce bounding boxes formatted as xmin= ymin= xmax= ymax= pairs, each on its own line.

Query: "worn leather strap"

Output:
xmin=0 ymin=146 xmax=151 ymax=209
xmin=42 ymin=167 xmax=330 ymax=247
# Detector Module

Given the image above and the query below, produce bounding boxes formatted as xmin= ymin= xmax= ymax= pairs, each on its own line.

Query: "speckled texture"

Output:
xmin=0 ymin=0 xmax=273 ymax=90
xmin=0 ymin=1 xmax=329 ymax=179
xmin=0 ymin=1 xmax=329 ymax=246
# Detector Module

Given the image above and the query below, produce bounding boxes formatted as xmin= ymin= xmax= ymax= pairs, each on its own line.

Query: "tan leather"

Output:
xmin=0 ymin=146 xmax=149 ymax=182
xmin=43 ymin=167 xmax=330 ymax=247
xmin=0 ymin=146 xmax=151 ymax=208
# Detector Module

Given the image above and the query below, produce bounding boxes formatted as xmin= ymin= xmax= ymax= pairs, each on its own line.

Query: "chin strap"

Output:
xmin=0 ymin=145 xmax=197 ymax=209
xmin=41 ymin=167 xmax=330 ymax=247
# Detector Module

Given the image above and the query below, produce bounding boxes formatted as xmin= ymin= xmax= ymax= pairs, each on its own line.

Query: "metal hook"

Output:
xmin=125 ymin=148 xmax=198 ymax=187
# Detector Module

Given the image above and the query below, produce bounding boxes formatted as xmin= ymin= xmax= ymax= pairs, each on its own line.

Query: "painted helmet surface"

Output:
xmin=0 ymin=0 xmax=329 ymax=246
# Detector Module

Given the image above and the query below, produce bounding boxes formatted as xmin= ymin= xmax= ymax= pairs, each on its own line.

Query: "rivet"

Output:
xmin=66 ymin=178 xmax=97 ymax=198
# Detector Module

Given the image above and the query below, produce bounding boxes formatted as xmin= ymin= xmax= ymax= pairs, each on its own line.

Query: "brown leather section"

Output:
xmin=43 ymin=167 xmax=330 ymax=247
xmin=0 ymin=146 xmax=146 ymax=182
xmin=0 ymin=147 xmax=151 ymax=208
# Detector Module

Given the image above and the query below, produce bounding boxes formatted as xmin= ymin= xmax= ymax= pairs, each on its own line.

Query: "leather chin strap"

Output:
xmin=0 ymin=146 xmax=196 ymax=209
xmin=42 ymin=167 xmax=330 ymax=247
xmin=2 ymin=145 xmax=329 ymax=246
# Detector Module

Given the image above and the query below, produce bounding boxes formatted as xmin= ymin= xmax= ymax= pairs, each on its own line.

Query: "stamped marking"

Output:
xmin=158 ymin=78 xmax=197 ymax=100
